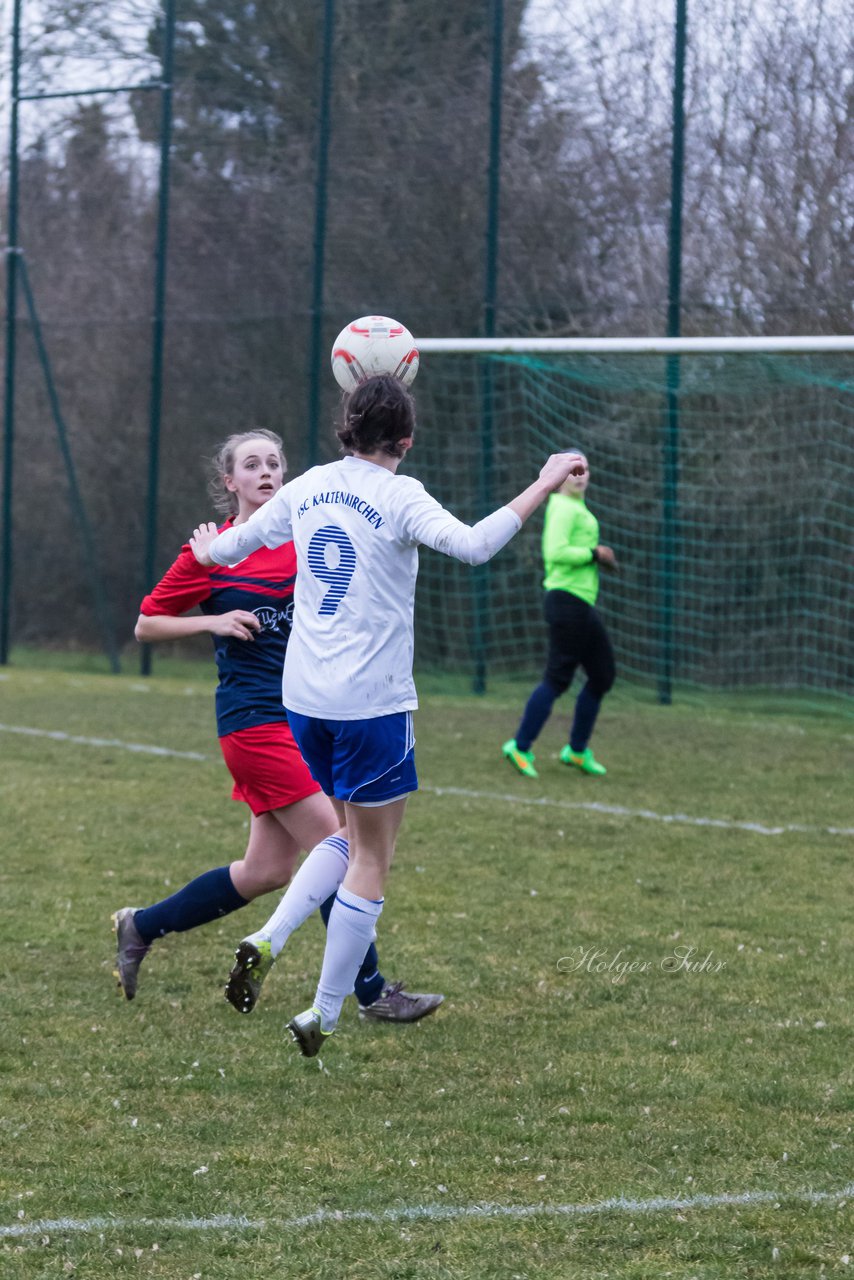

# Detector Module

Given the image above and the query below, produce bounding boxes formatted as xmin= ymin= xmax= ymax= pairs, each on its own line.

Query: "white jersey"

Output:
xmin=208 ymin=455 xmax=521 ymax=719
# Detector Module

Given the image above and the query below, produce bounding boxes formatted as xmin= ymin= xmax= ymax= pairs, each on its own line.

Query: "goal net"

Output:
xmin=404 ymin=338 xmax=853 ymax=704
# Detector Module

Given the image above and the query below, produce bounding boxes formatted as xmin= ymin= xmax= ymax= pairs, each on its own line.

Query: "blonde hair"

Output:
xmin=207 ymin=429 xmax=286 ymax=516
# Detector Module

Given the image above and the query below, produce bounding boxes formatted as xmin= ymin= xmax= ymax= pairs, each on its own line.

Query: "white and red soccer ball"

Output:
xmin=331 ymin=315 xmax=419 ymax=390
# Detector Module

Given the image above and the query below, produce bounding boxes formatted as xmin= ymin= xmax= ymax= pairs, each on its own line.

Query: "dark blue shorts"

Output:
xmin=285 ymin=709 xmax=418 ymax=805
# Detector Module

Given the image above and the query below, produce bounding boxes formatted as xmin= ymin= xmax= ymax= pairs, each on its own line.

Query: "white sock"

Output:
xmin=246 ymin=834 xmax=349 ymax=958
xmin=313 ymin=887 xmax=384 ymax=1032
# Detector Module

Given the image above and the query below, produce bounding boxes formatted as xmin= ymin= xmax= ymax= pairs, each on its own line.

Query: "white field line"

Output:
xmin=0 ymin=722 xmax=207 ymax=761
xmin=2 ymin=722 xmax=851 ymax=838
xmin=424 ymin=784 xmax=854 ymax=838
xmin=3 ymin=1182 xmax=854 ymax=1239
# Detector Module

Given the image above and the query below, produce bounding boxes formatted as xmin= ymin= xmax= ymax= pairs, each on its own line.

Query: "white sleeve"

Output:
xmin=392 ymin=480 xmax=522 ymax=566
xmin=209 ymin=487 xmax=294 ymax=566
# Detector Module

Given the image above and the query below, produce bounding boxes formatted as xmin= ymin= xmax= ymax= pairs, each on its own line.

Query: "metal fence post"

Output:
xmin=306 ymin=0 xmax=336 ymax=472
xmin=1 ymin=0 xmax=22 ymax=665
xmin=658 ymin=0 xmax=687 ymax=705
xmin=141 ymin=0 xmax=178 ymax=676
xmin=473 ymin=0 xmax=504 ymax=695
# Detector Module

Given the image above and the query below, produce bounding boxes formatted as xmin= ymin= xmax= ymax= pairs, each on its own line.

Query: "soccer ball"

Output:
xmin=330 ymin=315 xmax=419 ymax=390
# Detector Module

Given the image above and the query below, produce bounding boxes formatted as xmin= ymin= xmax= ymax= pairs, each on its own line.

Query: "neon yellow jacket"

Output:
xmin=541 ymin=493 xmax=599 ymax=605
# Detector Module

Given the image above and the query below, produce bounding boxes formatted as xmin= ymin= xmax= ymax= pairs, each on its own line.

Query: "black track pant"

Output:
xmin=541 ymin=590 xmax=615 ymax=698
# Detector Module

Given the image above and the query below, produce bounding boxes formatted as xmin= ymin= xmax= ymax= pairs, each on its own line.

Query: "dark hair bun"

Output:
xmin=337 ymin=375 xmax=416 ymax=458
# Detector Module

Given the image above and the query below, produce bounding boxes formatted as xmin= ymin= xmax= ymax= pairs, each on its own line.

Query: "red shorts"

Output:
xmin=219 ymin=720 xmax=321 ymax=816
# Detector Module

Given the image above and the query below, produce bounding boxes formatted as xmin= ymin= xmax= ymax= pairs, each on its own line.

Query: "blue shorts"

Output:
xmin=285 ymin=710 xmax=418 ymax=806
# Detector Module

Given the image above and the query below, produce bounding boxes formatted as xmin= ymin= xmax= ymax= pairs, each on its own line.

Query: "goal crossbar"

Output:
xmin=416 ymin=336 xmax=854 ymax=355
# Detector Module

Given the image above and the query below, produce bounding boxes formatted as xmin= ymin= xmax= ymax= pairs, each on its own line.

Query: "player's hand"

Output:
xmin=539 ymin=453 xmax=584 ymax=492
xmin=209 ymin=610 xmax=261 ymax=641
xmin=596 ymin=544 xmax=619 ymax=571
xmin=189 ymin=521 xmax=220 ymax=566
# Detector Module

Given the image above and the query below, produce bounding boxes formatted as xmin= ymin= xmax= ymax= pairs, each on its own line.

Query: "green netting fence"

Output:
xmin=402 ymin=349 xmax=853 ymax=702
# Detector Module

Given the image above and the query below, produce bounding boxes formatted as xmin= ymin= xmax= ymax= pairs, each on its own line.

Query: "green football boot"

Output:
xmin=287 ymin=1006 xmax=334 ymax=1058
xmin=502 ymin=739 xmax=539 ymax=779
xmin=224 ymin=937 xmax=274 ymax=1014
xmin=560 ymin=745 xmax=607 ymax=776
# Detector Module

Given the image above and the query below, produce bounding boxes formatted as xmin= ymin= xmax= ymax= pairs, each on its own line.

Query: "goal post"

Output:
xmin=405 ymin=336 xmax=854 ymax=705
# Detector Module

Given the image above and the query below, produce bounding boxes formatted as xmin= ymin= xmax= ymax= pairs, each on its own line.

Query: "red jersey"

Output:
xmin=140 ymin=520 xmax=297 ymax=736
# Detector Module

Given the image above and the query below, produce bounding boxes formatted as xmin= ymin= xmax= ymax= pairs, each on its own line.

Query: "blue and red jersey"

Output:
xmin=139 ymin=518 xmax=296 ymax=737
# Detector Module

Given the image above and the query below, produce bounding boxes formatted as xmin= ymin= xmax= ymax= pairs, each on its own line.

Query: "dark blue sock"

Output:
xmin=570 ymin=684 xmax=602 ymax=753
xmin=516 ymin=682 xmax=559 ymax=752
xmin=134 ymin=866 xmax=248 ymax=944
xmin=320 ymin=892 xmax=385 ymax=1006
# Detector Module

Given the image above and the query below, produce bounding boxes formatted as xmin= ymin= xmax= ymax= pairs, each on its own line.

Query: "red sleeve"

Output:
xmin=140 ymin=545 xmax=214 ymax=617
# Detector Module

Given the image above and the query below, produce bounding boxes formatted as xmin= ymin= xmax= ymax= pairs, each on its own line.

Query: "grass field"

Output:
xmin=1 ymin=655 xmax=852 ymax=1279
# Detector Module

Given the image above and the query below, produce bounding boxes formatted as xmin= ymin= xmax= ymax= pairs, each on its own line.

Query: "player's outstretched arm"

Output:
xmin=191 ymin=489 xmax=294 ymax=568
xmin=507 ymin=453 xmax=582 ymax=525
xmin=403 ymin=453 xmax=587 ymax=567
